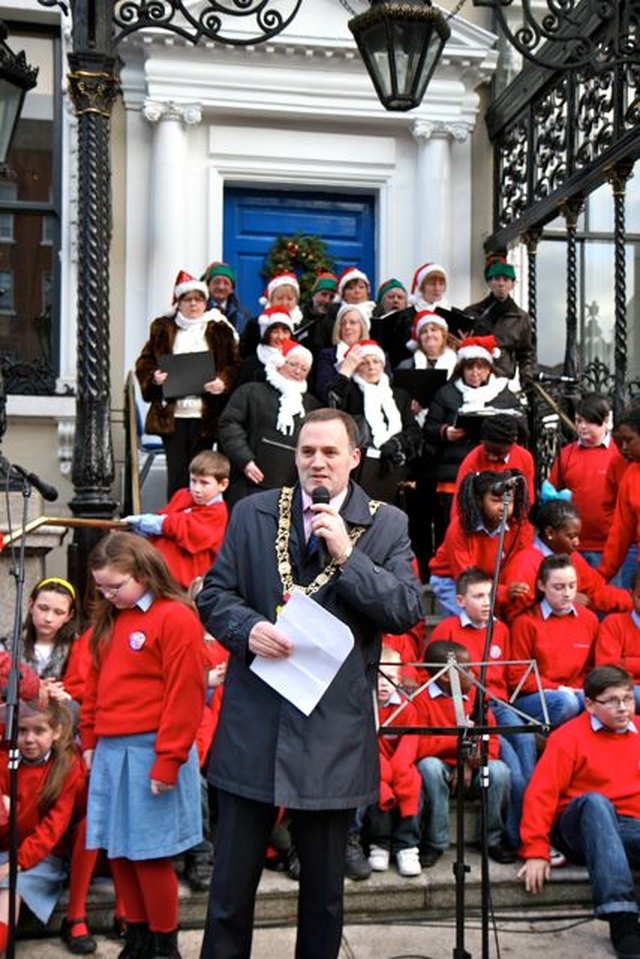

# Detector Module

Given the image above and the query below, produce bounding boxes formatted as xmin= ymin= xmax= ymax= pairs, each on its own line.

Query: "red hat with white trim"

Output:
xmin=457 ymin=335 xmax=500 ymax=364
xmin=346 ymin=338 xmax=385 ymax=363
xmin=261 ymin=272 xmax=300 ymax=307
xmin=173 ymin=270 xmax=208 ymax=303
xmin=337 ymin=266 xmax=370 ymax=299
xmin=258 ymin=305 xmax=294 ymax=338
xmin=410 ymin=262 xmax=448 ymax=297
xmin=407 ymin=310 xmax=448 ymax=351
xmin=273 ymin=337 xmax=313 ymax=370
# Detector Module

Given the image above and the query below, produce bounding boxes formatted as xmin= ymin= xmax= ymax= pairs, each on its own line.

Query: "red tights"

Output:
xmin=109 ymin=857 xmax=178 ymax=933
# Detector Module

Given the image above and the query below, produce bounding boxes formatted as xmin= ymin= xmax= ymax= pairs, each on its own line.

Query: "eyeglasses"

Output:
xmin=95 ymin=576 xmax=131 ymax=598
xmin=593 ymin=696 xmax=635 ymax=710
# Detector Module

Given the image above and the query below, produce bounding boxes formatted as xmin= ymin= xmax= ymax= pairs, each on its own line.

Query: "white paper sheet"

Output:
xmin=250 ymin=590 xmax=354 ymax=716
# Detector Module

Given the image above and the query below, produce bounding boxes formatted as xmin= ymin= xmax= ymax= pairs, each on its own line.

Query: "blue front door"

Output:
xmin=223 ymin=187 xmax=376 ymax=315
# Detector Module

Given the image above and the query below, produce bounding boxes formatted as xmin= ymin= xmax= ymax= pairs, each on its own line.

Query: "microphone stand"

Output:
xmin=3 ymin=465 xmax=33 ymax=959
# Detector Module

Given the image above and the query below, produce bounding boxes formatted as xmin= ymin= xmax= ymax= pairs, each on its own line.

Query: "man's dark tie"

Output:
xmin=306 ymin=530 xmax=319 ymax=559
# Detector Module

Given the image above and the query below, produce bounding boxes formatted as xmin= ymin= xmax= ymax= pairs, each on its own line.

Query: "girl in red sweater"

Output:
xmin=599 ymin=405 xmax=640 ymax=584
xmin=429 ymin=469 xmax=532 ymax=616
xmin=0 ymin=700 xmax=85 ymax=955
xmin=81 ymin=532 xmax=206 ymax=959
xmin=509 ymin=553 xmax=598 ymax=730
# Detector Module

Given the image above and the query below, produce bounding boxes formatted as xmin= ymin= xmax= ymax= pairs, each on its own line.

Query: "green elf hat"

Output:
xmin=485 ymin=255 xmax=516 ymax=282
xmin=376 ymin=277 xmax=407 ymax=307
xmin=312 ymin=272 xmax=338 ymax=294
xmin=201 ymin=261 xmax=236 ymax=286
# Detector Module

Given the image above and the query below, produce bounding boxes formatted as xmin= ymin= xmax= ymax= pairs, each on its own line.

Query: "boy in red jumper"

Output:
xmin=365 ymin=647 xmax=422 ymax=878
xmin=453 ymin=415 xmax=535 ymax=514
xmin=519 ymin=665 xmax=640 ymax=959
xmin=126 ymin=450 xmax=229 ymax=588
xmin=596 ymin=570 xmax=640 ymax=710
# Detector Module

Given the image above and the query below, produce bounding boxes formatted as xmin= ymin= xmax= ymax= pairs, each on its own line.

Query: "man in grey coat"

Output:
xmin=197 ymin=407 xmax=424 ymax=959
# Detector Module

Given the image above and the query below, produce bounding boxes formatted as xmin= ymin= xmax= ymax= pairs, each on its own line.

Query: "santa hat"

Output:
xmin=410 ymin=262 xmax=448 ymax=297
xmin=337 ymin=266 xmax=370 ymax=299
xmin=273 ymin=337 xmax=313 ymax=370
xmin=346 ymin=339 xmax=385 ymax=364
xmin=258 ymin=305 xmax=294 ymax=338
xmin=485 ymin=255 xmax=516 ymax=282
xmin=457 ymin=335 xmax=500 ymax=364
xmin=173 ymin=270 xmax=208 ymax=303
xmin=201 ymin=261 xmax=236 ymax=286
xmin=260 ymin=272 xmax=300 ymax=307
xmin=376 ymin=277 xmax=407 ymax=307
xmin=407 ymin=310 xmax=448 ymax=351
xmin=311 ymin=272 xmax=338 ymax=295
xmin=335 ymin=302 xmax=372 ymax=336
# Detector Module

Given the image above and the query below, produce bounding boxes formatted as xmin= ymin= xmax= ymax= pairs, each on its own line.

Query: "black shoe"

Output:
xmin=60 ymin=917 xmax=97 ymax=955
xmin=345 ymin=833 xmax=372 ymax=880
xmin=183 ymin=853 xmax=211 ymax=892
xmin=487 ymin=842 xmax=518 ymax=865
xmin=610 ymin=913 xmax=640 ymax=959
xmin=419 ymin=845 xmax=443 ymax=869
xmin=118 ymin=921 xmax=152 ymax=959
xmin=151 ymin=929 xmax=181 ymax=959
xmin=286 ymin=846 xmax=301 ymax=882
xmin=110 ymin=915 xmax=127 ymax=940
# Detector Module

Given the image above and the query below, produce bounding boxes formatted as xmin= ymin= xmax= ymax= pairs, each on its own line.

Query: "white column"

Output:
xmin=411 ymin=119 xmax=469 ymax=274
xmin=143 ymin=99 xmax=203 ymax=318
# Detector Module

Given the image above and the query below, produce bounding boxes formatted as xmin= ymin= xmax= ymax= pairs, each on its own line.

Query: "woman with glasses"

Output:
xmin=135 ymin=270 xmax=240 ymax=498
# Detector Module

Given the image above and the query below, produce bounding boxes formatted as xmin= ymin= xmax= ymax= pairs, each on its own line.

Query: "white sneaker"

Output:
xmin=396 ymin=847 xmax=421 ymax=877
xmin=368 ymin=845 xmax=390 ymax=871
xmin=549 ymin=846 xmax=567 ymax=868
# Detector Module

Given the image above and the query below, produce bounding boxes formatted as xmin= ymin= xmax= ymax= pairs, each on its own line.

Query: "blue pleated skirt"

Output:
xmin=0 ymin=851 xmax=65 ymax=923
xmin=86 ymin=732 xmax=202 ymax=860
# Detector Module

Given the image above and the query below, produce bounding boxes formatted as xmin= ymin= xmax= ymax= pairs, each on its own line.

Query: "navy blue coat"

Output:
xmin=197 ymin=482 xmax=424 ymax=810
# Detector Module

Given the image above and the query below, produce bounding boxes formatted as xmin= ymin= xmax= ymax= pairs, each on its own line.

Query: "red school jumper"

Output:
xmin=520 ymin=711 xmax=640 ymax=859
xmin=599 ymin=462 xmax=640 ymax=581
xmin=150 ymin=488 xmax=228 ymax=588
xmin=508 ymin=603 xmax=598 ymax=695
xmin=453 ymin=443 xmax=535 ymax=515
xmin=596 ymin=611 xmax=640 ymax=680
xmin=429 ymin=615 xmax=511 ymax=701
xmin=548 ymin=440 xmax=617 ymax=551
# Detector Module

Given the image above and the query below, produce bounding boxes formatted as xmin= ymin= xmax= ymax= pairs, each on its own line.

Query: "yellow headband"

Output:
xmin=35 ymin=577 xmax=77 ymax=601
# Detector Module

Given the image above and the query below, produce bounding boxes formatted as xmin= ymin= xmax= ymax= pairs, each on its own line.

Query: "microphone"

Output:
xmin=311 ymin=485 xmax=331 ymax=566
xmin=489 ymin=474 xmax=523 ymax=497
xmin=536 ymin=371 xmax=578 ymax=384
xmin=11 ymin=464 xmax=59 ymax=502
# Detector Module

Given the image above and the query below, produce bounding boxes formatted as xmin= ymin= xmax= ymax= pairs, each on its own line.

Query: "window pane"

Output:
xmin=0 ymin=212 xmax=53 ymax=363
xmin=534 ymin=241 xmax=568 ymax=369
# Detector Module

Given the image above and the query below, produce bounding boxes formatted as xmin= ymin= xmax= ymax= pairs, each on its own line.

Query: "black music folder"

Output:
xmin=159 ymin=352 xmax=216 ymax=399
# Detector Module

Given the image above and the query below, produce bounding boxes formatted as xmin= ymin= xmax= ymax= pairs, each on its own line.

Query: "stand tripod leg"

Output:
xmin=453 ymin=732 xmax=471 ymax=959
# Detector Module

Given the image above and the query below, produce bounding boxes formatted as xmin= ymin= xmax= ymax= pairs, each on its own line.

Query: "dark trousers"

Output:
xmin=199 ymin=789 xmax=353 ymax=959
xmin=162 ymin=419 xmax=212 ymax=499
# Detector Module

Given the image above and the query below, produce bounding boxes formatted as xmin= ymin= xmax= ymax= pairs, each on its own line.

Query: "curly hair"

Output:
xmin=456 ymin=469 xmax=528 ymax=536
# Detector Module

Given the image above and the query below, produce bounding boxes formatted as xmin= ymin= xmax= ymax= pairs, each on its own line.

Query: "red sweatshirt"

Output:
xmin=549 ymin=441 xmax=617 ymax=550
xmin=430 ymin=615 xmax=510 ymax=700
xmin=503 ymin=545 xmax=631 ymax=623
xmin=520 ymin=712 xmax=640 ymax=860
xmin=377 ymin=699 xmax=422 ymax=817
xmin=429 ymin=515 xmax=532 ymax=608
xmin=508 ymin=603 xmax=598 ymax=694
xmin=599 ymin=462 xmax=640 ymax=581
xmin=0 ymin=755 xmax=85 ymax=870
xmin=80 ymin=599 xmax=206 ymax=784
xmin=413 ymin=686 xmax=500 ymax=763
xmin=596 ymin=612 xmax=640 ymax=680
xmin=603 ymin=446 xmax=630 ymax=522
xmin=150 ymin=489 xmax=228 ymax=588
xmin=454 ymin=443 xmax=535 ymax=514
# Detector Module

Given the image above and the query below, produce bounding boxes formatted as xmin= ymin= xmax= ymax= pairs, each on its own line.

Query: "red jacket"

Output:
xmin=151 ymin=488 xmax=228 ymax=588
xmin=596 ymin=612 xmax=640 ymax=680
xmin=0 ymin=755 xmax=85 ymax=870
xmin=503 ymin=545 xmax=631 ymax=623
xmin=508 ymin=603 xmax=598 ymax=694
xmin=430 ymin=615 xmax=510 ymax=700
xmin=520 ymin=712 xmax=640 ymax=860
xmin=80 ymin=599 xmax=206 ymax=784
xmin=603 ymin=446 xmax=630 ymax=522
xmin=413 ymin=686 xmax=500 ymax=763
xmin=377 ymin=699 xmax=422 ymax=817
xmin=600 ymin=462 xmax=640 ymax=580
xmin=549 ymin=441 xmax=617 ymax=550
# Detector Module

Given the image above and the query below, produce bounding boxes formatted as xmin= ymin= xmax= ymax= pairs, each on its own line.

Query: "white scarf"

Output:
xmin=174 ymin=307 xmax=239 ymax=340
xmin=256 ymin=343 xmax=282 ymax=368
xmin=411 ymin=296 xmax=450 ymax=313
xmin=353 ymin=371 xmax=403 ymax=447
xmin=413 ymin=346 xmax=457 ymax=375
xmin=454 ymin=373 xmax=509 ymax=411
xmin=265 ymin=362 xmax=308 ymax=435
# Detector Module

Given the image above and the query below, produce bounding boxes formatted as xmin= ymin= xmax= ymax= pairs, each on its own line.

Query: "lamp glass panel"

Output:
xmin=0 ymin=79 xmax=24 ymax=163
xmin=360 ymin=22 xmax=392 ymax=95
xmin=390 ymin=21 xmax=428 ymax=96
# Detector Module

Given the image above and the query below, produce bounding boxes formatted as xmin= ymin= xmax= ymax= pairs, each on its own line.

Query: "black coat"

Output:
xmin=464 ymin=294 xmax=536 ymax=386
xmin=197 ymin=482 xmax=424 ymax=810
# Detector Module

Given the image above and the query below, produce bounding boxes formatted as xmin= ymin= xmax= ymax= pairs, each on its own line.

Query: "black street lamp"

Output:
xmin=348 ymin=0 xmax=451 ymax=112
xmin=0 ymin=22 xmax=38 ymax=165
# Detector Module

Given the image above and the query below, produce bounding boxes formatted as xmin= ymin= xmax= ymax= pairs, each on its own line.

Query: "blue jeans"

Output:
xmin=581 ymin=546 xmax=638 ymax=589
xmin=552 ymin=792 xmax=640 ymax=917
xmin=489 ymin=701 xmax=537 ymax=848
xmin=365 ymin=804 xmax=422 ymax=853
xmin=417 ymin=756 xmax=510 ymax=850
xmin=514 ymin=689 xmax=584 ymax=730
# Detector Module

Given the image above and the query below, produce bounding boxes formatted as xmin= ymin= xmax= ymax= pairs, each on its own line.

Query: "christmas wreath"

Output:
xmin=261 ymin=233 xmax=335 ymax=301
